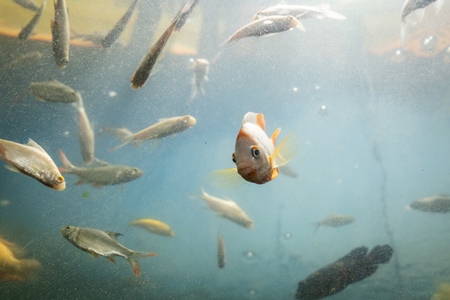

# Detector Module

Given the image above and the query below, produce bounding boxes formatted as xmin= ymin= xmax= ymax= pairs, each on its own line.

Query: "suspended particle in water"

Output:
xmin=391 ymin=48 xmax=406 ymax=63
xmin=63 ymin=131 xmax=70 ymax=137
xmin=293 ymin=87 xmax=298 ymax=92
xmin=283 ymin=232 xmax=292 ymax=240
xmin=319 ymin=105 xmax=328 ymax=115
xmin=354 ymin=164 xmax=359 ymax=169
xmin=315 ymin=85 xmax=321 ymax=90
xmin=249 ymin=289 xmax=257 ymax=296
xmin=82 ymin=192 xmax=89 ymax=199
xmin=243 ymin=251 xmax=255 ymax=260
xmin=108 ymin=91 xmax=117 ymax=97
xmin=422 ymin=35 xmax=436 ymax=52
xmin=0 ymin=199 xmax=10 ymax=207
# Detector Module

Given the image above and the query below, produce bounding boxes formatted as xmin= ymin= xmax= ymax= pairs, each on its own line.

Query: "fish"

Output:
xmin=0 ymin=138 xmax=65 ymax=190
xmin=58 ymin=149 xmax=143 ymax=187
xmin=0 ymin=237 xmax=42 ymax=281
xmin=128 ymin=218 xmax=174 ymax=237
xmin=51 ymin=0 xmax=70 ymax=69
xmin=295 ymin=245 xmax=393 ymax=300
xmin=101 ymin=0 xmax=139 ymax=48
xmin=130 ymin=0 xmax=197 ymax=89
xmin=0 ymin=50 xmax=43 ymax=71
xmin=73 ymin=98 xmax=95 ymax=165
xmin=214 ymin=112 xmax=298 ymax=186
xmin=221 ymin=15 xmax=303 ymax=46
xmin=194 ymin=189 xmax=253 ymax=229
xmin=61 ymin=225 xmax=157 ymax=276
xmin=401 ymin=0 xmax=442 ymax=22
xmin=13 ymin=0 xmax=39 ymax=11
xmin=175 ymin=0 xmax=199 ymax=31
xmin=189 ymin=58 xmax=209 ymax=102
xmin=105 ymin=115 xmax=196 ymax=151
xmin=18 ymin=0 xmax=46 ymax=40
xmin=217 ymin=234 xmax=225 ymax=268
xmin=29 ymin=80 xmax=82 ymax=103
xmin=406 ymin=195 xmax=450 ymax=213
xmin=253 ymin=4 xmax=346 ymax=21
xmin=313 ymin=214 xmax=355 ymax=232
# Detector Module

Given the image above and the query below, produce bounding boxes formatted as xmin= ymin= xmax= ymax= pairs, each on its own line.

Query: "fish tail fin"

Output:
xmin=366 ymin=245 xmax=393 ymax=265
xmin=127 ymin=251 xmax=158 ymax=276
xmin=71 ymin=95 xmax=84 ymax=110
xmin=109 ymin=140 xmax=130 ymax=151
xmin=58 ymin=149 xmax=74 ymax=172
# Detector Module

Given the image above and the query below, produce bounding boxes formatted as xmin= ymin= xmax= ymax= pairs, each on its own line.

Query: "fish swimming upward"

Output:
xmin=189 ymin=58 xmax=209 ymax=102
xmin=0 ymin=138 xmax=65 ymax=190
xmin=217 ymin=234 xmax=226 ymax=269
xmin=104 ymin=115 xmax=196 ymax=151
xmin=101 ymin=0 xmax=139 ymax=48
xmin=73 ymin=98 xmax=95 ymax=165
xmin=51 ymin=0 xmax=70 ymax=69
xmin=61 ymin=226 xmax=157 ymax=276
xmin=18 ymin=0 xmax=46 ymax=40
xmin=58 ymin=149 xmax=142 ymax=187
xmin=214 ymin=112 xmax=298 ymax=186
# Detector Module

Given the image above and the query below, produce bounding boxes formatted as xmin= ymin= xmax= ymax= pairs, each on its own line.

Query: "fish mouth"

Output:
xmin=237 ymin=163 xmax=256 ymax=177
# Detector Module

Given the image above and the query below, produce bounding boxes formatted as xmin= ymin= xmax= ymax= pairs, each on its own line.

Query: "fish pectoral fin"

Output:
xmin=270 ymin=167 xmax=279 ymax=180
xmin=107 ymin=256 xmax=116 ymax=263
xmin=270 ymin=128 xmax=281 ymax=145
xmin=208 ymin=168 xmax=246 ymax=189
xmin=295 ymin=20 xmax=306 ymax=32
xmin=89 ymin=251 xmax=99 ymax=258
xmin=4 ymin=164 xmax=20 ymax=173
xmin=271 ymin=132 xmax=299 ymax=168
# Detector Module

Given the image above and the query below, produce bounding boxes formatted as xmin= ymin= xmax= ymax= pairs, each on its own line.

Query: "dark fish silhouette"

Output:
xmin=295 ymin=245 xmax=393 ymax=300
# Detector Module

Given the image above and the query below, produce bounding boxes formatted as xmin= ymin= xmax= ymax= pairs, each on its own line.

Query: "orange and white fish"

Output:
xmin=214 ymin=112 xmax=298 ymax=186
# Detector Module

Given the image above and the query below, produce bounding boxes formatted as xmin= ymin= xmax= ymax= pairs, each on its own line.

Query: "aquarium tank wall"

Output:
xmin=0 ymin=0 xmax=450 ymax=299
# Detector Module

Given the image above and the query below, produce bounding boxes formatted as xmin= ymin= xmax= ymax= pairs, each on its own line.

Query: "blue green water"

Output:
xmin=1 ymin=0 xmax=450 ymax=299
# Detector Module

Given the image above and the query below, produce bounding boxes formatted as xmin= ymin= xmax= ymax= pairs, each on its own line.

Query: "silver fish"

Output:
xmin=407 ymin=195 xmax=450 ymax=213
xmin=73 ymin=99 xmax=95 ymax=165
xmin=51 ymin=0 xmax=70 ymax=69
xmin=106 ymin=115 xmax=196 ymax=151
xmin=59 ymin=150 xmax=142 ymax=187
xmin=175 ymin=0 xmax=199 ymax=31
xmin=401 ymin=0 xmax=442 ymax=22
xmin=101 ymin=0 xmax=139 ymax=48
xmin=0 ymin=51 xmax=43 ymax=71
xmin=130 ymin=0 xmax=196 ymax=89
xmin=222 ymin=15 xmax=302 ymax=45
xmin=195 ymin=189 xmax=253 ymax=229
xmin=189 ymin=58 xmax=209 ymax=102
xmin=14 ymin=0 xmax=39 ymax=11
xmin=29 ymin=80 xmax=81 ymax=103
xmin=61 ymin=225 xmax=157 ymax=276
xmin=18 ymin=0 xmax=46 ymax=40
xmin=217 ymin=234 xmax=225 ymax=269
xmin=253 ymin=4 xmax=346 ymax=21
xmin=0 ymin=138 xmax=65 ymax=190
xmin=314 ymin=214 xmax=355 ymax=232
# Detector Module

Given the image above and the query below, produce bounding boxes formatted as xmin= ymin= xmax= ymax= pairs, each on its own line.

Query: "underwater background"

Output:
xmin=1 ymin=0 xmax=450 ymax=299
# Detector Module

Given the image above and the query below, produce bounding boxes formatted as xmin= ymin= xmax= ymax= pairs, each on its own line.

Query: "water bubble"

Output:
xmin=108 ymin=91 xmax=117 ymax=97
xmin=0 ymin=199 xmax=10 ymax=207
xmin=63 ymin=131 xmax=70 ymax=137
xmin=293 ymin=87 xmax=298 ymax=92
xmin=243 ymin=251 xmax=256 ymax=261
xmin=395 ymin=49 xmax=402 ymax=56
xmin=249 ymin=289 xmax=257 ymax=296
xmin=422 ymin=35 xmax=436 ymax=52
xmin=354 ymin=164 xmax=359 ymax=169
xmin=283 ymin=232 xmax=292 ymax=240
xmin=321 ymin=105 xmax=327 ymax=111
xmin=315 ymin=85 xmax=321 ymax=90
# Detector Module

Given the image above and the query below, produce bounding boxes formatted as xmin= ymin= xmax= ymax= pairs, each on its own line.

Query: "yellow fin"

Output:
xmin=271 ymin=132 xmax=299 ymax=168
xmin=270 ymin=128 xmax=281 ymax=145
xmin=208 ymin=168 xmax=246 ymax=189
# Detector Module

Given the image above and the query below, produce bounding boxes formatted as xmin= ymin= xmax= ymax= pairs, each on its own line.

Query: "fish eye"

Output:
xmin=251 ymin=147 xmax=260 ymax=158
xmin=232 ymin=153 xmax=236 ymax=163
xmin=65 ymin=226 xmax=71 ymax=230
xmin=57 ymin=176 xmax=64 ymax=183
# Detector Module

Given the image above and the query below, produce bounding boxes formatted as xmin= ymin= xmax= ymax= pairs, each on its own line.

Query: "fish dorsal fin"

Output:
xmin=242 ymin=112 xmax=265 ymax=130
xmin=270 ymin=128 xmax=281 ymax=145
xmin=27 ymin=139 xmax=45 ymax=152
xmin=208 ymin=168 xmax=246 ymax=189
xmin=94 ymin=158 xmax=109 ymax=166
xmin=107 ymin=231 xmax=123 ymax=240
xmin=271 ymin=132 xmax=299 ymax=168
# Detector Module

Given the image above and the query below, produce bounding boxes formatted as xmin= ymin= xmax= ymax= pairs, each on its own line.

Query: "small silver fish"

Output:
xmin=217 ymin=234 xmax=225 ymax=269
xmin=29 ymin=80 xmax=81 ymax=103
xmin=61 ymin=225 xmax=157 ymax=276
xmin=253 ymin=4 xmax=346 ymax=21
xmin=407 ymin=195 xmax=450 ymax=213
xmin=0 ymin=51 xmax=43 ymax=71
xmin=106 ymin=115 xmax=196 ymax=151
xmin=73 ymin=98 xmax=95 ymax=165
xmin=101 ymin=0 xmax=139 ymax=48
xmin=195 ymin=189 xmax=253 ymax=229
xmin=14 ymin=0 xmax=39 ymax=11
xmin=51 ymin=0 xmax=70 ymax=69
xmin=0 ymin=138 xmax=65 ymax=190
xmin=175 ymin=0 xmax=199 ymax=31
xmin=189 ymin=58 xmax=209 ymax=102
xmin=18 ymin=0 xmax=46 ymax=40
xmin=314 ymin=214 xmax=355 ymax=232
xmin=221 ymin=15 xmax=302 ymax=45
xmin=59 ymin=150 xmax=142 ymax=187
xmin=130 ymin=0 xmax=197 ymax=89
